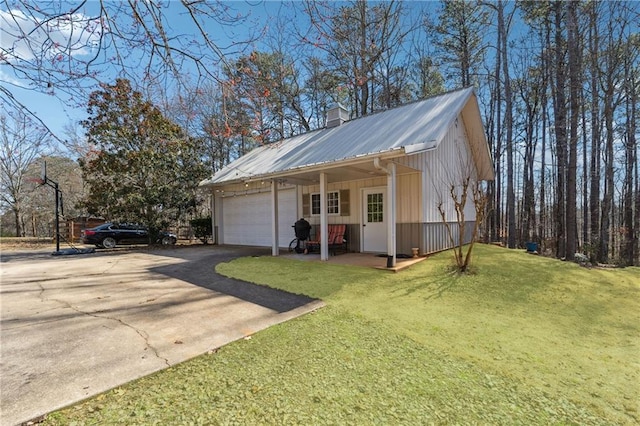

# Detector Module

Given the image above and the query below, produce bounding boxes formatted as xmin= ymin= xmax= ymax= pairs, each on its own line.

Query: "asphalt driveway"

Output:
xmin=0 ymin=245 xmax=323 ymax=426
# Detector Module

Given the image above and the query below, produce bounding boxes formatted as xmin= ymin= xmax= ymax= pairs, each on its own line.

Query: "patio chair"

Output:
xmin=307 ymin=224 xmax=348 ymax=255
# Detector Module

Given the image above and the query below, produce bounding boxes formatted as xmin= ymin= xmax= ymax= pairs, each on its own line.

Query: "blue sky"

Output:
xmin=1 ymin=1 xmax=283 ymax=144
xmin=1 ymin=1 xmax=447 ymax=147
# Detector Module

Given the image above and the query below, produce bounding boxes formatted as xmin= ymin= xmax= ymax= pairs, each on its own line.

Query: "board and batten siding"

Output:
xmin=303 ymin=177 xmax=381 ymax=226
xmin=301 ymin=173 xmax=422 ymax=226
xmin=421 ymin=114 xmax=478 ymax=224
xmin=395 ymin=173 xmax=422 ymax=223
xmin=421 ymin=221 xmax=475 ymax=255
xmin=396 ymin=114 xmax=481 ymax=255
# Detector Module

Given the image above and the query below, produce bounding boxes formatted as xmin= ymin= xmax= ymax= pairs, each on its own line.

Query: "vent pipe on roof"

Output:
xmin=326 ymin=103 xmax=349 ymax=128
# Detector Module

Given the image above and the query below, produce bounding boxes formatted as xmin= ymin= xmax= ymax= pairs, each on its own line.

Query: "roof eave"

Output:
xmin=199 ymin=147 xmax=406 ymax=189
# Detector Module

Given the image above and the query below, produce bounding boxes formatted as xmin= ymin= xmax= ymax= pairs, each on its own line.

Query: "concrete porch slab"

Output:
xmin=282 ymin=252 xmax=427 ymax=272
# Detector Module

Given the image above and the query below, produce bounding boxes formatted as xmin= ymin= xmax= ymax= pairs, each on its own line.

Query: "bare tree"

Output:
xmin=597 ymin=1 xmax=628 ymax=263
xmin=513 ymin=63 xmax=543 ymax=246
xmin=565 ymin=0 xmax=582 ymax=261
xmin=300 ymin=0 xmax=411 ymax=117
xmin=621 ymin=31 xmax=639 ymax=266
xmin=432 ymin=0 xmax=489 ymax=87
xmin=550 ymin=2 xmax=568 ymax=259
xmin=163 ymin=80 xmax=252 ymax=174
xmin=433 ymin=135 xmax=493 ymax=273
xmin=0 ymin=112 xmax=49 ymax=236
xmin=1 ymin=1 xmax=257 ymax=139
xmin=303 ymin=56 xmax=341 ymax=129
xmin=408 ymin=16 xmax=445 ymax=100
xmin=437 ymin=172 xmax=489 ymax=273
xmin=494 ymin=0 xmax=516 ymax=249
xmin=28 ymin=155 xmax=84 ymax=238
xmin=586 ymin=0 xmax=602 ymax=260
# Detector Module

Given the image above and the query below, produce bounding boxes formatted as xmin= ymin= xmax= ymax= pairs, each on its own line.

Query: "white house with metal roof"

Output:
xmin=199 ymin=87 xmax=494 ymax=265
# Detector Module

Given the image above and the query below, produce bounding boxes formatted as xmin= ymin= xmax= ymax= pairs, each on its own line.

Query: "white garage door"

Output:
xmin=222 ymin=188 xmax=297 ymax=247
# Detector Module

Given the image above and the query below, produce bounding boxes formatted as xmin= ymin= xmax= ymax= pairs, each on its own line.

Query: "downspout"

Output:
xmin=373 ymin=158 xmax=397 ymax=267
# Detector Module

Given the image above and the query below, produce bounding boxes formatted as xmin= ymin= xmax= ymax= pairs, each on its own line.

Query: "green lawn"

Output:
xmin=45 ymin=244 xmax=639 ymax=425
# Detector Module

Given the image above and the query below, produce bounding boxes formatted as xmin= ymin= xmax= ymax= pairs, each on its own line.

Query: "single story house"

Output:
xmin=199 ymin=87 xmax=494 ymax=265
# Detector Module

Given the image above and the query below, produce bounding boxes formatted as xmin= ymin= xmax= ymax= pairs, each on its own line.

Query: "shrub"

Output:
xmin=190 ymin=217 xmax=212 ymax=244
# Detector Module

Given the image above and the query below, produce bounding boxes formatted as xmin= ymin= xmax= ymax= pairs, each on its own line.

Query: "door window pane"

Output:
xmin=367 ymin=193 xmax=383 ymax=223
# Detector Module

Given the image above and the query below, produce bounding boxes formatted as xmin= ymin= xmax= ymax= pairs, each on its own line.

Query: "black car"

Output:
xmin=82 ymin=223 xmax=177 ymax=248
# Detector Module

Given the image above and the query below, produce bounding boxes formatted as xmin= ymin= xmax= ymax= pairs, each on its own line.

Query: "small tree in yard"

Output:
xmin=434 ymin=136 xmax=491 ymax=273
xmin=437 ymin=176 xmax=488 ymax=273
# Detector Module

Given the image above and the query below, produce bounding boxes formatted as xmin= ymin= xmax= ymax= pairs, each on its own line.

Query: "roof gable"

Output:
xmin=202 ymin=87 xmax=486 ymax=185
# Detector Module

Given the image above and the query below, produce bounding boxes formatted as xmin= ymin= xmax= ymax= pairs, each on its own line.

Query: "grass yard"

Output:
xmin=45 ymin=244 xmax=639 ymax=425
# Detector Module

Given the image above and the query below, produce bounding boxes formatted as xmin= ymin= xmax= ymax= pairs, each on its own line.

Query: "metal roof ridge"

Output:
xmin=335 ymin=85 xmax=473 ymax=126
xmin=255 ymin=86 xmax=473 ymax=145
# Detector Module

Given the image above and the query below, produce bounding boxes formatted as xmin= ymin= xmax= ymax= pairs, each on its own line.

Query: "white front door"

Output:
xmin=362 ymin=187 xmax=387 ymax=253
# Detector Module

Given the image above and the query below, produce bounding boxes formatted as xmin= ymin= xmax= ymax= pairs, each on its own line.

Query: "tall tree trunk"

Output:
xmin=538 ymin=21 xmax=551 ymax=249
xmin=581 ymin=92 xmax=589 ymax=250
xmin=519 ymin=72 xmax=538 ymax=246
xmin=521 ymin=115 xmax=533 ymax=244
xmin=599 ymin=85 xmax=615 ymax=263
xmin=13 ymin=206 xmax=23 ymax=237
xmin=31 ymin=212 xmax=36 ymax=237
xmin=588 ymin=1 xmax=601 ymax=261
xmin=493 ymin=29 xmax=503 ymax=245
xmin=498 ymin=0 xmax=516 ymax=249
xmin=565 ymin=0 xmax=580 ymax=261
xmin=552 ymin=2 xmax=567 ymax=259
xmin=486 ymin=81 xmax=497 ymax=242
xmin=635 ymin=144 xmax=640 ymax=266
xmin=622 ymin=48 xmax=637 ymax=265
xmin=539 ymin=106 xmax=547 ymax=246
xmin=358 ymin=0 xmax=369 ymax=116
xmin=596 ymin=0 xmax=628 ymax=264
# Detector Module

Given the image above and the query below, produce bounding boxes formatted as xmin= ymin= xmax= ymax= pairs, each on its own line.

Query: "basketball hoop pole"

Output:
xmin=43 ymin=178 xmax=61 ymax=253
xmin=40 ymin=161 xmax=61 ymax=254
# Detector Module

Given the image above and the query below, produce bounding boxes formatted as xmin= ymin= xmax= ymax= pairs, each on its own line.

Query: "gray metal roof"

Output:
xmin=201 ymin=87 xmax=480 ymax=186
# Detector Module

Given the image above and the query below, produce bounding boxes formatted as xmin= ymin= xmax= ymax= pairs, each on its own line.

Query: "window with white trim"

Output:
xmin=311 ymin=191 xmax=340 ymax=215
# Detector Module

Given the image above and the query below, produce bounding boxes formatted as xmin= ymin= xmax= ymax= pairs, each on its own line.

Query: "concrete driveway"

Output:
xmin=0 ymin=245 xmax=323 ymax=426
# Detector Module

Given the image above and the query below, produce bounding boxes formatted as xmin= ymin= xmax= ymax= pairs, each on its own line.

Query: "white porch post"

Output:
xmin=320 ymin=172 xmax=329 ymax=261
xmin=217 ymin=193 xmax=224 ymax=245
xmin=210 ymin=194 xmax=216 ymax=245
xmin=421 ymin=169 xmax=429 ymax=253
xmin=387 ymin=162 xmax=397 ymax=266
xmin=271 ymin=180 xmax=279 ymax=256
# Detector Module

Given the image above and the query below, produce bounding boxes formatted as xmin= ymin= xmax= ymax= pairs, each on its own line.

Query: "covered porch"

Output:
xmin=208 ymin=153 xmax=421 ymax=268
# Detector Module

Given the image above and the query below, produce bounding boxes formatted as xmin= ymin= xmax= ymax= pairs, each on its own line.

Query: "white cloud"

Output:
xmin=0 ymin=8 xmax=104 ymax=63
xmin=0 ymin=68 xmax=29 ymax=88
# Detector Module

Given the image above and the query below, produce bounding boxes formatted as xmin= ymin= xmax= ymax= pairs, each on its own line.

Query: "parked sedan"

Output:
xmin=82 ymin=223 xmax=177 ymax=248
